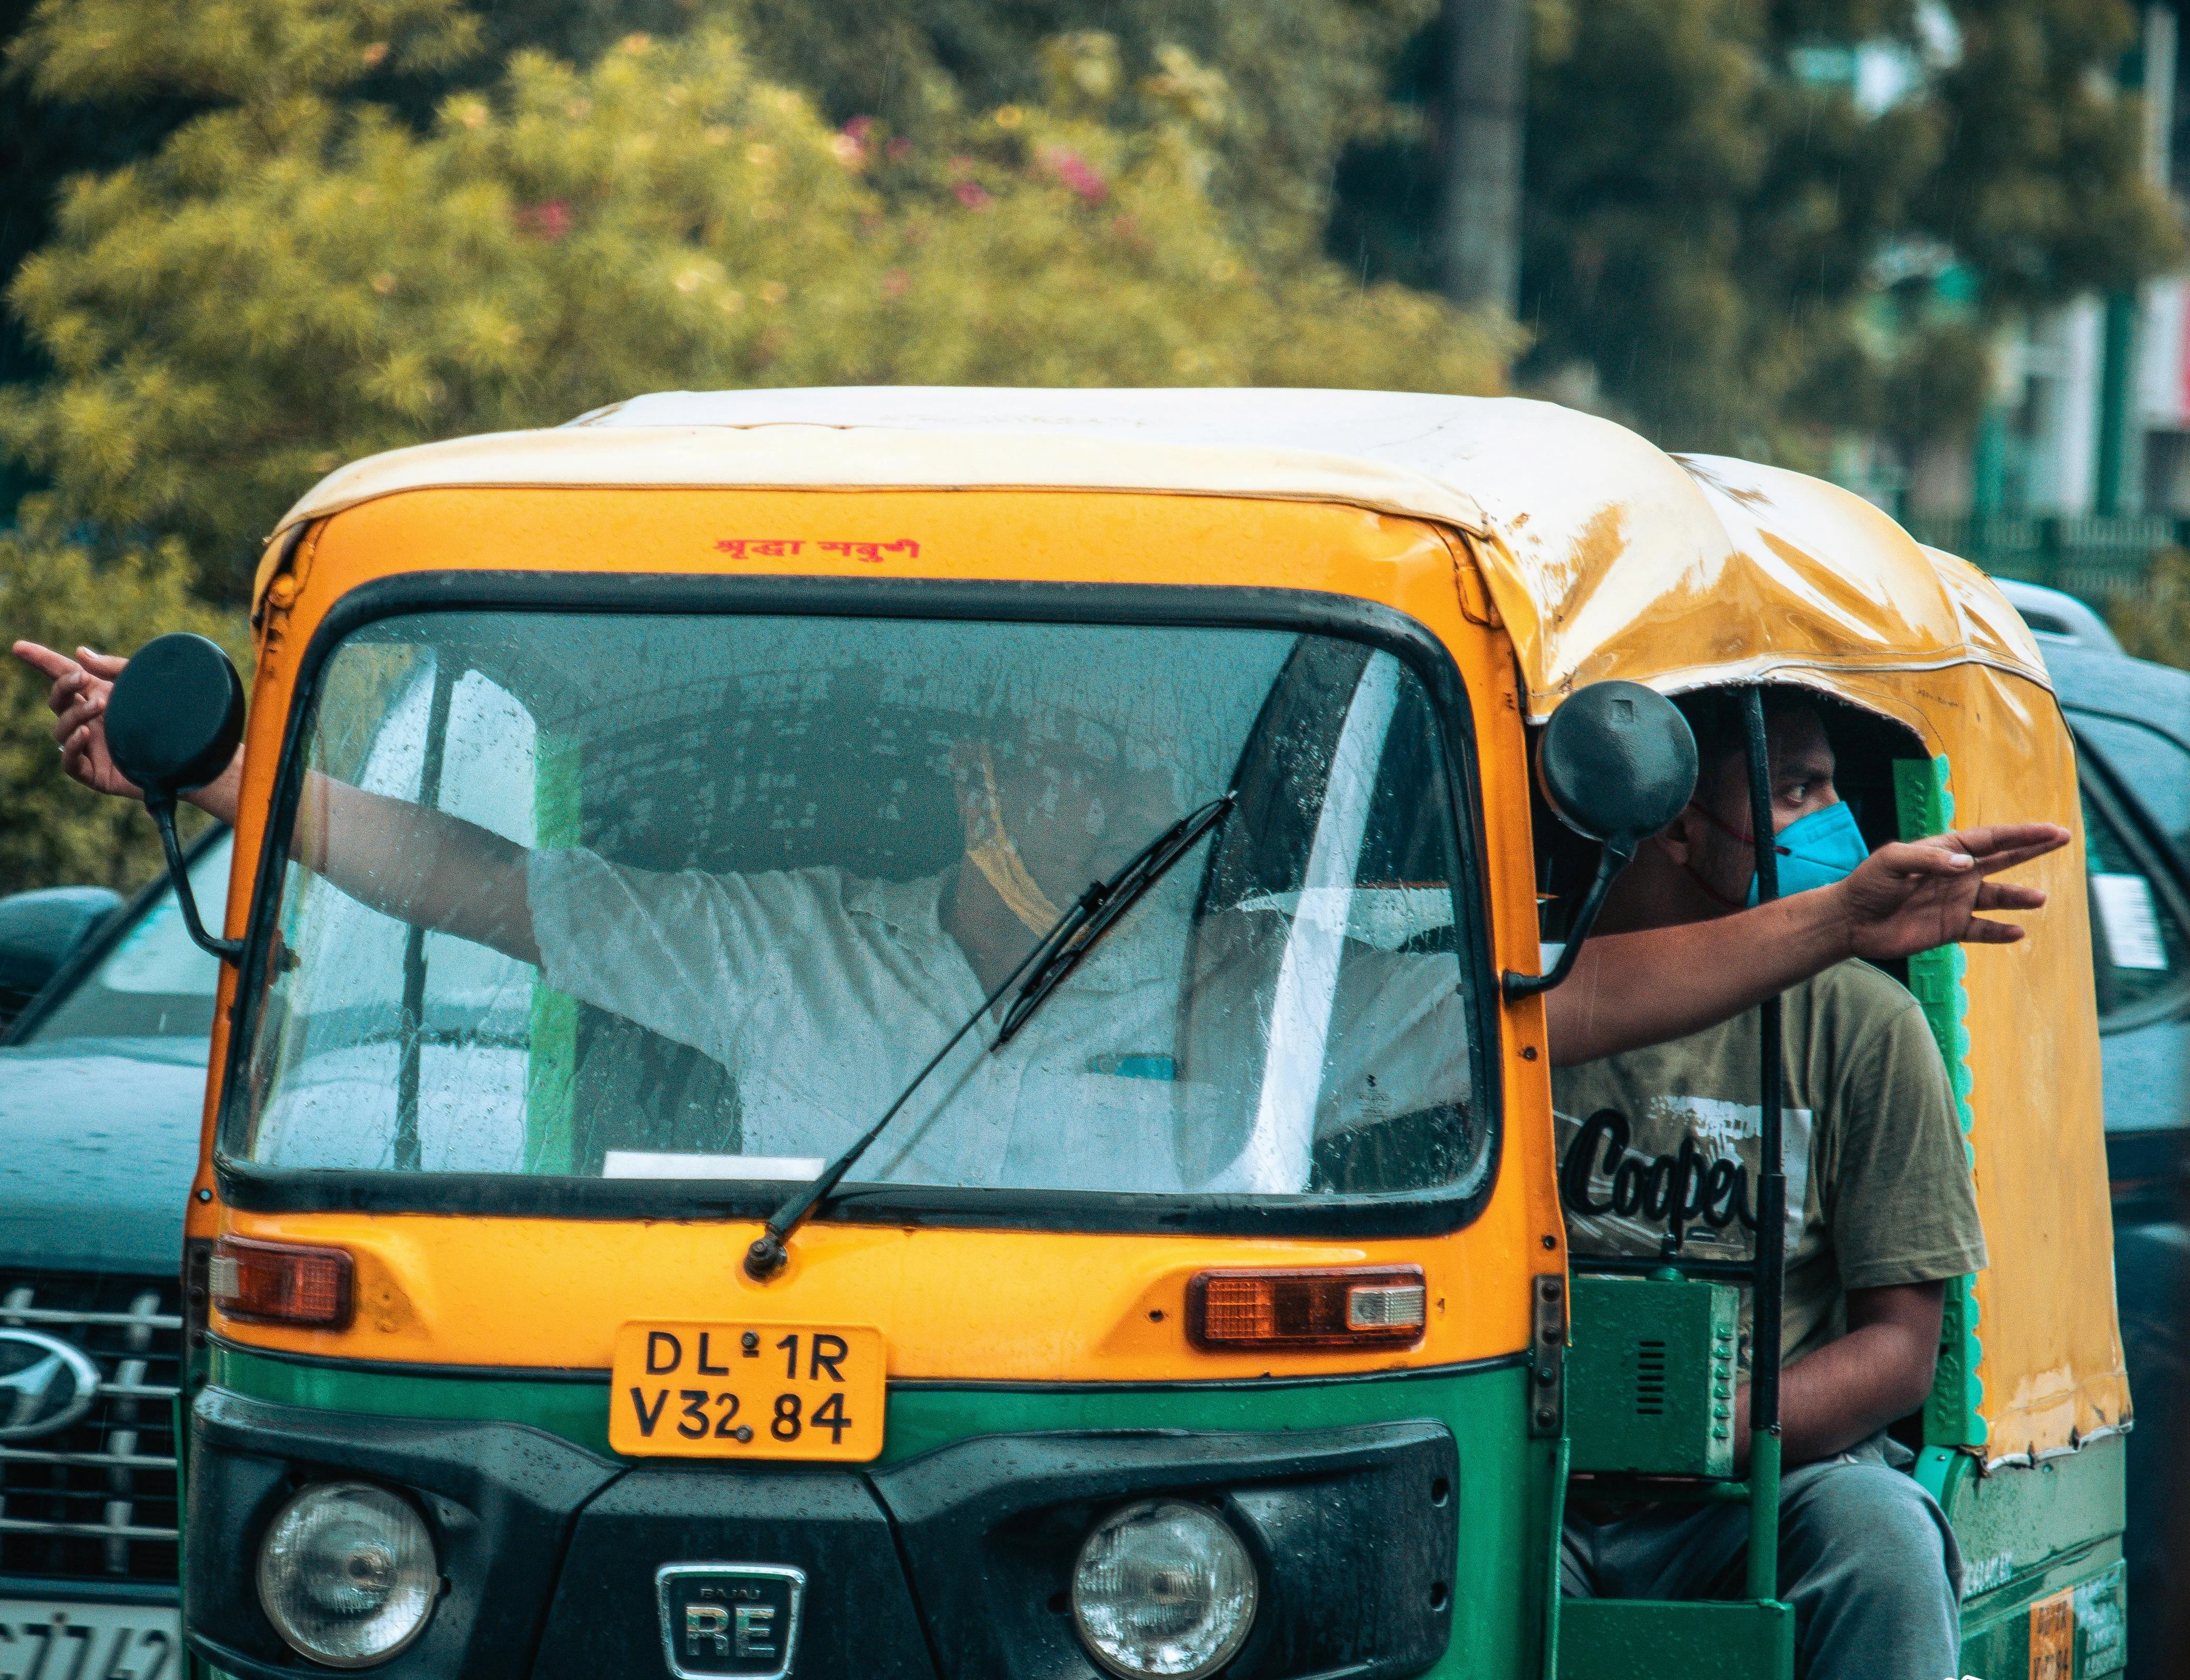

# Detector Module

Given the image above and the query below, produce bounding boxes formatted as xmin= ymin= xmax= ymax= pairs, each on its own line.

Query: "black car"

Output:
xmin=0 ymin=830 xmax=229 ymax=1677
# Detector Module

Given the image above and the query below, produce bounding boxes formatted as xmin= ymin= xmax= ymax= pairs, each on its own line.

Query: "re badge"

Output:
xmin=657 ymin=1564 xmax=805 ymax=1679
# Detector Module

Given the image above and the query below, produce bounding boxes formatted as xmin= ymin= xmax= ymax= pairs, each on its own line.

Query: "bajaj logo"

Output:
xmin=0 ymin=1328 xmax=100 ymax=1441
xmin=657 ymin=1563 xmax=805 ymax=1679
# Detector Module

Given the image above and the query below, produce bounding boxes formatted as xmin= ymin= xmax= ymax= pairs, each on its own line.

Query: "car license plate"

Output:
xmin=609 ymin=1321 xmax=885 ymax=1462
xmin=0 ymin=1598 xmax=180 ymax=1680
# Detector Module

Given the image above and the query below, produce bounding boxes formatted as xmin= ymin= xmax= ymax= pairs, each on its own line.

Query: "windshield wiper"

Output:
xmin=743 ymin=792 xmax=1235 ymax=1280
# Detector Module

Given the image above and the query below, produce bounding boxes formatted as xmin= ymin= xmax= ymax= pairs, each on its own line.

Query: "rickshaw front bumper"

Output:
xmin=185 ymin=1387 xmax=1458 ymax=1679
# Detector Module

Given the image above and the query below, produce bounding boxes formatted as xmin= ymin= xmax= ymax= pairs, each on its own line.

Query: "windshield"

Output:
xmin=27 ymin=832 xmax=233 ymax=1042
xmin=231 ymin=611 xmax=1488 ymax=1208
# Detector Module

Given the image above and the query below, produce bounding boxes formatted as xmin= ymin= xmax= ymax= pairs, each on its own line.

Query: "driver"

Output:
xmin=13 ymin=638 xmax=2069 ymax=1194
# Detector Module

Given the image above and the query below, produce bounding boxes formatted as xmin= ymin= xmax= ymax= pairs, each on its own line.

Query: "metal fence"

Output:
xmin=1903 ymin=515 xmax=2178 ymax=604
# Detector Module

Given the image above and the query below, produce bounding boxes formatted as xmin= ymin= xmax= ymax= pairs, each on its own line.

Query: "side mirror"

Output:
xmin=0 ymin=886 xmax=121 ymax=1029
xmin=1506 ymin=680 xmax=1697 ymax=1001
xmin=1536 ymin=679 xmax=1699 ymax=845
xmin=106 ymin=634 xmax=246 ymax=963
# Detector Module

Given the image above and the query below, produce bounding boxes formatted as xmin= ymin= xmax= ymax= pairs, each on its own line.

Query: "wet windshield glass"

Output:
xmin=234 ymin=612 xmax=1487 ymax=1202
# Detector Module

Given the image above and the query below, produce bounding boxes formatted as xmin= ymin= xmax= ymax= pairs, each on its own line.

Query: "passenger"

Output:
xmin=1556 ymin=687 xmax=1981 ymax=1680
xmin=21 ymin=635 xmax=2067 ymax=1090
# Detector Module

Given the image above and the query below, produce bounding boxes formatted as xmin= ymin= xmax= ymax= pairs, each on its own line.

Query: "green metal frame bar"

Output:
xmin=1739 ymin=689 xmax=1787 ymax=1600
xmin=1542 ymin=1434 xmax=1568 ymax=1679
xmin=1892 ymin=756 xmax=1986 ymax=1450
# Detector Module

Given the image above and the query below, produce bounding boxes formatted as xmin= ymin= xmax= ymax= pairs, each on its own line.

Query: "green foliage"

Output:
xmin=1 ymin=8 xmax=1509 ymax=596
xmin=2110 ymin=546 xmax=2190 ymax=671
xmin=15 ymin=0 xmax=477 ymax=104
xmin=0 ymin=524 xmax=243 ymax=895
xmin=1518 ymin=0 xmax=2182 ymax=457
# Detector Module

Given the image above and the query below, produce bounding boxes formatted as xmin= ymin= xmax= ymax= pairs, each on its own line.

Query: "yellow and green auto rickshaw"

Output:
xmin=114 ymin=391 xmax=2119 ymax=1679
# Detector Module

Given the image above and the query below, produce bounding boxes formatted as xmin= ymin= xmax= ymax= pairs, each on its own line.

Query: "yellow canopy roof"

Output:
xmin=264 ymin=389 xmax=2046 ymax=719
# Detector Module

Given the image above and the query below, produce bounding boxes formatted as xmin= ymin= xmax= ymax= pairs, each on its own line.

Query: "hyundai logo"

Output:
xmin=0 ymin=1328 xmax=100 ymax=1442
xmin=657 ymin=1563 xmax=805 ymax=1679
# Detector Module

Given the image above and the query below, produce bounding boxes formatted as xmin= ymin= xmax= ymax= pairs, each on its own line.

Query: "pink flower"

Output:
xmin=883 ymin=268 xmax=910 ymax=297
xmin=953 ymin=178 xmax=993 ymax=210
xmin=886 ymin=136 xmax=912 ymax=162
xmin=1040 ymin=145 xmax=1108 ymax=203
xmin=833 ymin=116 xmax=876 ymax=165
xmin=515 ymin=200 xmax=572 ymax=240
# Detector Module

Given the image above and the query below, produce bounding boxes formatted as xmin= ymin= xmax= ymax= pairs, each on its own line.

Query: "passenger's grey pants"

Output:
xmin=1560 ymin=1458 xmax=1964 ymax=1680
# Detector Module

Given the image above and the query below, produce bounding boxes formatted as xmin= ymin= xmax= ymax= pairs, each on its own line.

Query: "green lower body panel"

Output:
xmin=1556 ymin=1598 xmax=1794 ymax=1680
xmin=1921 ymin=1436 xmax=2129 ymax=1678
xmin=1958 ymin=1557 xmax=2127 ymax=1679
xmin=206 ymin=1345 xmax=1551 ymax=1679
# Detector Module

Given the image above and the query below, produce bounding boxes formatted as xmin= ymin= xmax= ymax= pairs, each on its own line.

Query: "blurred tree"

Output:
xmin=2112 ymin=545 xmax=2190 ymax=669
xmin=0 ymin=0 xmax=707 ymax=526
xmin=0 ymin=0 xmax=202 ymax=517
xmin=1330 ymin=0 xmax=2182 ymax=461
xmin=719 ymin=0 xmax=1437 ymax=260
xmin=0 ymin=523 xmax=243 ymax=895
xmin=0 ymin=3 xmax=1507 ymax=600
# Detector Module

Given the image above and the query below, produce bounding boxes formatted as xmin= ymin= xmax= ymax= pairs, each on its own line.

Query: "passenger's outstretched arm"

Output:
xmin=14 ymin=639 xmax=539 ymax=964
xmin=1543 ymin=824 xmax=2070 ymax=1065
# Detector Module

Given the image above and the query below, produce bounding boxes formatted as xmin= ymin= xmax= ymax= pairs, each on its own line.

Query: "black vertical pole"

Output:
xmin=1742 ymin=686 xmax=1787 ymax=1600
xmin=394 ymin=664 xmax=453 ymax=1172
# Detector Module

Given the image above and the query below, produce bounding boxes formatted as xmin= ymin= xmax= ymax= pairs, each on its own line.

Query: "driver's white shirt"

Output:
xmin=526 ymin=848 xmax=1473 ymax=1193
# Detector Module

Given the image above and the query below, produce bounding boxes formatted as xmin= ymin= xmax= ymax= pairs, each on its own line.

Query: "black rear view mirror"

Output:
xmin=106 ymin=634 xmax=246 ymax=962
xmin=1506 ymin=680 xmax=1697 ymax=1000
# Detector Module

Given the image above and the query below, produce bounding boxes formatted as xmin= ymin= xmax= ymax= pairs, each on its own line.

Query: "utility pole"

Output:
xmin=2097 ymin=3 xmax=2174 ymax=514
xmin=1440 ymin=0 xmax=1528 ymax=315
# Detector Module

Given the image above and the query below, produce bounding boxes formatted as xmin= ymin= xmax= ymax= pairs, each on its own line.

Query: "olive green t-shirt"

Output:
xmin=1550 ymin=959 xmax=1986 ymax=1373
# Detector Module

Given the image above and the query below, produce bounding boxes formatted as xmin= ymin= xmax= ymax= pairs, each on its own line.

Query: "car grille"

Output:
xmin=0 ymin=1270 xmax=182 ymax=1583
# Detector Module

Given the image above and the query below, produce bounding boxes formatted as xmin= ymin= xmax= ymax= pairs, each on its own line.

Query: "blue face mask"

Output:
xmin=1746 ymin=800 xmax=1869 ymax=905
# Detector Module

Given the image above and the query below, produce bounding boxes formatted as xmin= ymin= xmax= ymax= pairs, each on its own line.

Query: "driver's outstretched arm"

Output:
xmin=14 ymin=639 xmax=539 ymax=965
xmin=295 ymin=772 xmax=539 ymax=965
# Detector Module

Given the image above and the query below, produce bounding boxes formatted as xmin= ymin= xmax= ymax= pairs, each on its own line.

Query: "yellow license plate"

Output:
xmin=609 ymin=1321 xmax=886 ymax=1461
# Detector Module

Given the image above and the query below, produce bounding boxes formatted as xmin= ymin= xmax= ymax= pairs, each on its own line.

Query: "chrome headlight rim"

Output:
xmin=1069 ymin=1496 xmax=1259 ymax=1680
xmin=254 ymin=1479 xmax=439 ymax=1670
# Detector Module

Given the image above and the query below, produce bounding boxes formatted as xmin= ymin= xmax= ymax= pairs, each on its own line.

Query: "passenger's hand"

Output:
xmin=10 ymin=640 xmax=141 ymax=799
xmin=1833 ymin=823 xmax=2071 ymax=961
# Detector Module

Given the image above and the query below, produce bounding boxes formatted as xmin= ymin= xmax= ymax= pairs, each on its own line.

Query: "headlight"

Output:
xmin=256 ymin=1481 xmax=438 ymax=1667
xmin=1070 ymin=1499 xmax=1257 ymax=1678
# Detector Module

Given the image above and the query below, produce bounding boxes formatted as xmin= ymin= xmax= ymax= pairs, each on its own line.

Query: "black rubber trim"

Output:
xmin=216 ymin=1165 xmax=1486 ymax=1237
xmin=208 ymin=1338 xmax=1526 ymax=1392
xmin=183 ymin=1387 xmax=619 ymax=1680
xmin=213 ymin=569 xmax=1504 ymax=1239
xmin=870 ymin=1420 xmax=1459 ymax=1680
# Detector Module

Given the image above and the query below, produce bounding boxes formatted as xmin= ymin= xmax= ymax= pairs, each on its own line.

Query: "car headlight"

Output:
xmin=256 ymin=1481 xmax=438 ymax=1667
xmin=1070 ymin=1499 xmax=1258 ymax=1678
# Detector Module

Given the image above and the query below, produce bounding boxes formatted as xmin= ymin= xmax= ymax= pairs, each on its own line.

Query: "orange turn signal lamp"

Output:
xmin=1187 ymin=1266 xmax=1427 ymax=1350
xmin=208 ymin=1236 xmax=354 ymax=1329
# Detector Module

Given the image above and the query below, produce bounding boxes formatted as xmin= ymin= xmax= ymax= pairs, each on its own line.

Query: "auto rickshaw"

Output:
xmin=117 ymin=390 xmax=2119 ymax=1679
